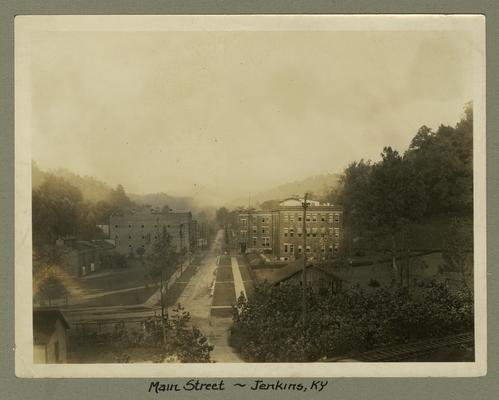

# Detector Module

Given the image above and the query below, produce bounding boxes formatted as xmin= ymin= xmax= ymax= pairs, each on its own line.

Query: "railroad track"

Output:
xmin=329 ymin=332 xmax=474 ymax=362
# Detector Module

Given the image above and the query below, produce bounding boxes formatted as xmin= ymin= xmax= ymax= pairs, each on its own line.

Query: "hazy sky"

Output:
xmin=31 ymin=30 xmax=473 ymax=205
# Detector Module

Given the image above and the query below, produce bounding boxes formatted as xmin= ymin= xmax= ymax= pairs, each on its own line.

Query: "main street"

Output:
xmin=62 ymin=229 xmax=245 ymax=362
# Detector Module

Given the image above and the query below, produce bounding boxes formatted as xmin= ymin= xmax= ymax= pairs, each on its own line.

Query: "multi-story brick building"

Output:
xmin=237 ymin=211 xmax=273 ymax=254
xmin=237 ymin=198 xmax=343 ymax=261
xmin=109 ymin=208 xmax=193 ymax=257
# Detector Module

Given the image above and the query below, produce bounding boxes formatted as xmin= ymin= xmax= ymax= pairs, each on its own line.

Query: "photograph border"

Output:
xmin=14 ymin=14 xmax=486 ymax=379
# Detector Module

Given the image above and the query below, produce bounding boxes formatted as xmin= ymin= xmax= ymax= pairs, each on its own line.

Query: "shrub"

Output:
xmin=231 ymin=282 xmax=473 ymax=361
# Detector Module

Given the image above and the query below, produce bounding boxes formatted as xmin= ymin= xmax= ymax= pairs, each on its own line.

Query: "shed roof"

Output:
xmin=264 ymin=258 xmax=342 ymax=286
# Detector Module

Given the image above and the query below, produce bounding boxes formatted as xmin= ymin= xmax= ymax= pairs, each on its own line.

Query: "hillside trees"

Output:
xmin=331 ymin=104 xmax=473 ymax=264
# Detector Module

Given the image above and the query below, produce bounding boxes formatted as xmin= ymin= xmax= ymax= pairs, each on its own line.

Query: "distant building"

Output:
xmin=237 ymin=198 xmax=343 ymax=261
xmin=109 ymin=208 xmax=193 ymax=257
xmin=33 ymin=309 xmax=70 ymax=363
xmin=237 ymin=211 xmax=273 ymax=254
xmin=55 ymin=237 xmax=115 ymax=277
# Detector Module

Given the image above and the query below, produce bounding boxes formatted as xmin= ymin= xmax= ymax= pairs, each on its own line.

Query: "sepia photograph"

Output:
xmin=14 ymin=14 xmax=486 ymax=377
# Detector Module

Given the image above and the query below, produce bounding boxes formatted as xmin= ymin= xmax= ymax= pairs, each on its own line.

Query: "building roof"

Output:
xmin=263 ymin=258 xmax=342 ymax=286
xmin=90 ymin=240 xmax=116 ymax=251
xmin=33 ymin=309 xmax=70 ymax=345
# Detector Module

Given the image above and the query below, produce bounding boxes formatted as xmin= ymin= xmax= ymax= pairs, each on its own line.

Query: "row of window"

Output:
xmin=283 ymin=243 xmax=339 ymax=253
xmin=115 ymin=234 xmax=157 ymax=240
xmin=241 ymin=214 xmax=341 ymax=225
xmin=284 ymin=213 xmax=341 ymax=223
xmin=251 ymin=237 xmax=271 ymax=247
xmin=113 ymin=223 xmax=190 ymax=229
xmin=284 ymin=228 xmax=340 ymax=237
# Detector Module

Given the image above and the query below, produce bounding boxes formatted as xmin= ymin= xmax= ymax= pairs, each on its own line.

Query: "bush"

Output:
xmin=231 ymin=282 xmax=473 ymax=362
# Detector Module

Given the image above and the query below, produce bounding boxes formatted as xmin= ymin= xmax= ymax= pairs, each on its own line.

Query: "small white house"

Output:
xmin=33 ymin=309 xmax=70 ymax=363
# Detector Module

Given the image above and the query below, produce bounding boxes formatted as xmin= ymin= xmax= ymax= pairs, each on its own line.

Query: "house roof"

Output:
xmin=33 ymin=309 xmax=70 ymax=345
xmin=91 ymin=240 xmax=116 ymax=250
xmin=263 ymin=258 xmax=342 ymax=286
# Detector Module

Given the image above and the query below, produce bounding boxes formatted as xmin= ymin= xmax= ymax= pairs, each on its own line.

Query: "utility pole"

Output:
xmin=179 ymin=223 xmax=184 ymax=274
xmin=302 ymin=193 xmax=309 ymax=328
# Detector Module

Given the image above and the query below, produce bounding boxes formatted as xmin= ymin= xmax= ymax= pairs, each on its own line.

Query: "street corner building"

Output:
xmin=33 ymin=309 xmax=70 ymax=363
xmin=237 ymin=198 xmax=343 ymax=262
xmin=108 ymin=207 xmax=197 ymax=257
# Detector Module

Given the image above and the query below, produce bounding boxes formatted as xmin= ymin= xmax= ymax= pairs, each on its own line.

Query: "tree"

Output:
xmin=147 ymin=227 xmax=179 ymax=346
xmin=405 ymin=103 xmax=473 ymax=215
xmin=366 ymin=147 xmax=427 ymax=282
xmin=32 ymin=175 xmax=84 ymax=246
xmin=108 ymin=184 xmax=134 ymax=210
xmin=215 ymin=207 xmax=230 ymax=228
xmin=231 ymin=281 xmax=473 ymax=362
xmin=33 ymin=246 xmax=70 ymax=306
xmin=259 ymin=199 xmax=281 ymax=211
xmin=441 ymin=217 xmax=473 ymax=289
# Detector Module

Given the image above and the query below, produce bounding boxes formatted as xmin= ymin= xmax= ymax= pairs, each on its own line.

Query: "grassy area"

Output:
xmin=212 ymin=282 xmax=236 ymax=306
xmin=162 ymin=265 xmax=198 ymax=307
xmin=75 ymin=287 xmax=157 ymax=307
xmin=216 ymin=265 xmax=234 ymax=282
xmin=79 ymin=263 xmax=148 ymax=292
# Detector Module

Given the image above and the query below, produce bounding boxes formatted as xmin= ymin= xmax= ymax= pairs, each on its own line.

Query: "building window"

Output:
xmin=306 ymin=246 xmax=311 ymax=253
xmin=142 ymin=235 xmax=145 ymax=239
xmin=284 ymin=228 xmax=288 ymax=237
xmin=115 ymin=225 xmax=118 ymax=228
xmin=128 ymin=224 xmax=132 ymax=228
xmin=290 ymin=244 xmax=294 ymax=254
xmin=298 ymin=216 xmax=302 ymax=222
xmin=253 ymin=238 xmax=257 ymax=246
xmin=128 ymin=235 xmax=132 ymax=239
xmin=154 ymin=224 xmax=157 ymax=228
xmin=283 ymin=214 xmax=289 ymax=223
xmin=284 ymin=244 xmax=288 ymax=253
xmin=329 ymin=213 xmax=334 ymax=223
xmin=290 ymin=215 xmax=295 ymax=223
xmin=306 ymin=216 xmax=310 ymax=222
xmin=298 ymin=246 xmax=302 ymax=254
xmin=312 ymin=214 xmax=317 ymax=222
xmin=289 ymin=228 xmax=294 ymax=237
xmin=321 ymin=216 xmax=325 ymax=222
xmin=262 ymin=229 xmax=265 ymax=234
xmin=334 ymin=228 xmax=340 ymax=238
xmin=334 ymin=213 xmax=340 ymax=222
xmin=262 ymin=218 xmax=265 ymax=223
xmin=141 ymin=224 xmax=145 ymax=228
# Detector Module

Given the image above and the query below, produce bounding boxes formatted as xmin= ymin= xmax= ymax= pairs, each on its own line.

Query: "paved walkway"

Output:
xmin=231 ymin=256 xmax=247 ymax=300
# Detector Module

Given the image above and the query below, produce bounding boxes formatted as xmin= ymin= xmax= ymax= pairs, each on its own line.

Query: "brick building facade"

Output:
xmin=237 ymin=198 xmax=343 ymax=261
xmin=109 ymin=209 xmax=193 ymax=257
